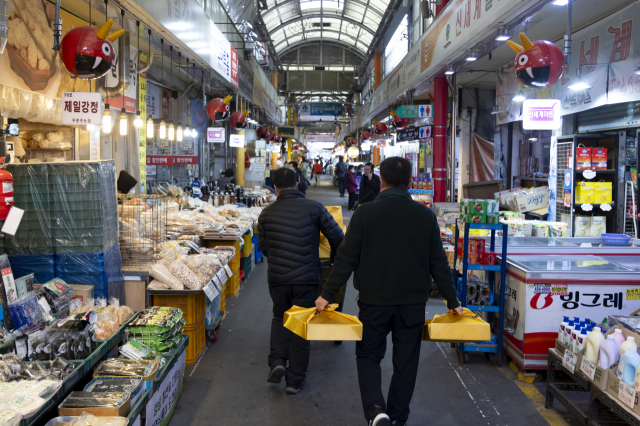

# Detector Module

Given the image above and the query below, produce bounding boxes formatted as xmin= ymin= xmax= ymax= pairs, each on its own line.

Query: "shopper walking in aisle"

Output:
xmin=313 ymin=159 xmax=323 ymax=186
xmin=315 ymin=157 xmax=461 ymax=426
xmin=346 ymin=165 xmax=358 ymax=210
xmin=357 ymin=163 xmax=380 ymax=207
xmin=335 ymin=156 xmax=348 ymax=197
xmin=258 ymin=168 xmax=344 ymax=395
xmin=299 ymin=156 xmax=309 ymax=179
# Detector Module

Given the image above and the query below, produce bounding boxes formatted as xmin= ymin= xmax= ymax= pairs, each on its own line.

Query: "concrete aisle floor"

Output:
xmin=170 ymin=175 xmax=580 ymax=426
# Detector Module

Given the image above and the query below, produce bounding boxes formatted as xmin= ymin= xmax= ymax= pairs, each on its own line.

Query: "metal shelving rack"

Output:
xmin=453 ymin=221 xmax=508 ymax=365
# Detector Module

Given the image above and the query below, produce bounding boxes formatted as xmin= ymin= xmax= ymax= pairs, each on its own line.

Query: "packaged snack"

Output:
xmin=38 ymin=278 xmax=73 ymax=313
xmin=592 ymin=148 xmax=608 ymax=170
xmin=93 ymin=359 xmax=160 ymax=380
xmin=117 ymin=306 xmax=135 ymax=325
xmin=574 ymin=216 xmax=591 ymax=237
xmin=8 ymin=292 xmax=45 ymax=333
xmin=591 ymin=216 xmax=606 ymax=236
xmin=149 ymin=264 xmax=184 ymax=290
xmin=0 ymin=255 xmax=18 ymax=304
xmin=576 ymin=146 xmax=592 ymax=170
xmin=594 ymin=182 xmax=612 ymax=204
xmin=576 ymin=182 xmax=595 ymax=203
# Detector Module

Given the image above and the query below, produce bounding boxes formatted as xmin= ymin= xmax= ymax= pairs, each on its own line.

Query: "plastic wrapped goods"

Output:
xmin=169 ymin=260 xmax=203 ymax=290
xmin=149 ymin=264 xmax=183 ymax=290
xmin=36 ymin=278 xmax=72 ymax=313
xmin=8 ymin=292 xmax=44 ymax=333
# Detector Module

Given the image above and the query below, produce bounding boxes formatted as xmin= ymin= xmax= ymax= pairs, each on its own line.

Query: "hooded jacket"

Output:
xmin=258 ymin=189 xmax=345 ymax=286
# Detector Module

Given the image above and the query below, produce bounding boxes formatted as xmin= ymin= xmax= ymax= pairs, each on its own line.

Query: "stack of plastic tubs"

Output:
xmin=4 ymin=161 xmax=123 ymax=300
xmin=5 ymin=164 xmax=56 ymax=282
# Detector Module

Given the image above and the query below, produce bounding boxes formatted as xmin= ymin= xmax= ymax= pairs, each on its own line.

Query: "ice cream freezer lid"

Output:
xmin=498 ymin=255 xmax=640 ymax=281
xmin=598 ymin=256 xmax=640 ymax=272
xmin=556 ymin=237 xmax=640 ymax=249
xmin=481 ymin=236 xmax=576 ymax=247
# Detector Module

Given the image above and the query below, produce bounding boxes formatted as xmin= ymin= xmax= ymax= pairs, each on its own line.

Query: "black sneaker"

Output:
xmin=369 ymin=406 xmax=390 ymax=426
xmin=285 ymin=380 xmax=307 ymax=395
xmin=267 ymin=365 xmax=285 ymax=384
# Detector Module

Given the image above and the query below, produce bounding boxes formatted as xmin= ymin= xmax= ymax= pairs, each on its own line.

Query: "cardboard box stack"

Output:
xmin=459 ymin=199 xmax=499 ymax=224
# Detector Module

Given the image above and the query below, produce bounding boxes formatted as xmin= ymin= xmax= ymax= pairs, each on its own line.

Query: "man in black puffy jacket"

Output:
xmin=258 ymin=168 xmax=344 ymax=395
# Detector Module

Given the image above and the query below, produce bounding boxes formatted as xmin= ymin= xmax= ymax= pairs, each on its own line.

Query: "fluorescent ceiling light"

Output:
xmin=496 ymin=27 xmax=509 ymax=41
xmin=634 ymin=67 xmax=640 ymax=75
xmin=490 ymin=106 xmax=503 ymax=115
xmin=568 ymin=82 xmax=591 ymax=91
xmin=512 ymin=94 xmax=526 ymax=102
xmin=444 ymin=66 xmax=455 ymax=75
xmin=552 ymin=0 xmax=568 ymax=5
xmin=466 ymin=51 xmax=477 ymax=61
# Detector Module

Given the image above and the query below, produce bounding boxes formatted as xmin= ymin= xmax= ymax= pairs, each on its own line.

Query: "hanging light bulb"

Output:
xmin=102 ymin=103 xmax=112 ymax=134
xmin=119 ymin=108 xmax=128 ymax=136
xmin=159 ymin=120 xmax=166 ymax=139
xmin=86 ymin=124 xmax=95 ymax=131
xmin=184 ymin=125 xmax=191 ymax=138
xmin=134 ymin=112 xmax=143 ymax=128
xmin=146 ymin=115 xmax=154 ymax=138
xmin=192 ymin=128 xmax=199 ymax=138
xmin=168 ymin=120 xmax=175 ymax=141
xmin=177 ymin=124 xmax=183 ymax=142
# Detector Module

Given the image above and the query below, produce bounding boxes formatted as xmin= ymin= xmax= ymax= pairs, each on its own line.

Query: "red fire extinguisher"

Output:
xmin=0 ymin=166 xmax=14 ymax=220
xmin=245 ymin=154 xmax=251 ymax=169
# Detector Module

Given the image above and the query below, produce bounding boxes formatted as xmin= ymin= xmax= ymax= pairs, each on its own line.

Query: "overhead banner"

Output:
xmin=209 ymin=22 xmax=238 ymax=88
xmin=396 ymin=127 xmax=421 ymax=142
xmin=496 ymin=1 xmax=640 ymax=124
xmin=304 ymin=135 xmax=335 ymax=143
xmin=299 ymin=103 xmax=343 ymax=116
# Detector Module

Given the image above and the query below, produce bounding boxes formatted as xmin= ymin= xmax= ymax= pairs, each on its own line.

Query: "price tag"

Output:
xmin=212 ymin=275 xmax=221 ymax=287
xmin=582 ymin=170 xmax=596 ymax=180
xmin=224 ymin=265 xmax=233 ymax=277
xmin=619 ymin=380 xmax=637 ymax=409
xmin=600 ymin=203 xmax=612 ymax=211
xmin=203 ymin=281 xmax=219 ymax=301
xmin=581 ymin=203 xmax=593 ymax=212
xmin=614 ymin=361 xmax=624 ymax=380
xmin=580 ymin=357 xmax=597 ymax=381
xmin=217 ymin=270 xmax=227 ymax=284
xmin=250 ymin=227 xmax=254 ymax=237
xmin=562 ymin=349 xmax=577 ymax=374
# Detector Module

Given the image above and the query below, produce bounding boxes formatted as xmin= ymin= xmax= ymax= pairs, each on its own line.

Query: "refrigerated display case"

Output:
xmin=499 ymin=254 xmax=640 ymax=370
xmin=481 ymin=236 xmax=640 ymax=255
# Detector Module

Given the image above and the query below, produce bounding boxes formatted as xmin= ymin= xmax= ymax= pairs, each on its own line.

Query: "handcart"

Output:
xmin=318 ymin=260 xmax=349 ymax=345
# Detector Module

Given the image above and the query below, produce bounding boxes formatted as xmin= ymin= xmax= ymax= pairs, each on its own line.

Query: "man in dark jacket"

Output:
xmin=315 ymin=157 xmax=461 ymax=426
xmin=258 ymin=168 xmax=344 ymax=395
xmin=357 ymin=162 xmax=380 ymax=206
xmin=335 ymin=157 xmax=348 ymax=197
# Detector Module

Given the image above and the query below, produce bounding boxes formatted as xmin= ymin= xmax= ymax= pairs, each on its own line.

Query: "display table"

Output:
xmin=501 ymin=255 xmax=640 ymax=369
xmin=545 ymin=348 xmax=590 ymax=425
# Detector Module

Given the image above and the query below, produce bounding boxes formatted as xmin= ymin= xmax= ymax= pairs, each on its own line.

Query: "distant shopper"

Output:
xmin=258 ymin=168 xmax=344 ymax=395
xmin=316 ymin=157 xmax=461 ymax=426
xmin=356 ymin=164 xmax=364 ymax=178
xmin=358 ymin=163 xmax=380 ymax=206
xmin=345 ymin=165 xmax=358 ymax=210
xmin=290 ymin=161 xmax=309 ymax=194
xmin=313 ymin=159 xmax=323 ymax=186
xmin=335 ymin=157 xmax=348 ymax=197
xmin=299 ymin=157 xmax=309 ymax=179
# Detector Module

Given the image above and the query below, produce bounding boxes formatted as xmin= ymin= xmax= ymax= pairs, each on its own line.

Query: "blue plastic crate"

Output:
xmin=601 ymin=233 xmax=631 ymax=246
xmin=8 ymin=254 xmax=55 ymax=283
xmin=55 ymin=244 xmax=124 ymax=300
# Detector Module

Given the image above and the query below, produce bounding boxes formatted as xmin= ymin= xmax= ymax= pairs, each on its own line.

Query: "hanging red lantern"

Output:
xmin=206 ymin=95 xmax=233 ymax=121
xmin=360 ymin=130 xmax=370 ymax=141
xmin=230 ymin=110 xmax=250 ymax=130
xmin=60 ymin=19 xmax=124 ymax=79
xmin=373 ymin=121 xmax=387 ymax=137
xmin=257 ymin=127 xmax=269 ymax=139
xmin=507 ymin=32 xmax=565 ymax=88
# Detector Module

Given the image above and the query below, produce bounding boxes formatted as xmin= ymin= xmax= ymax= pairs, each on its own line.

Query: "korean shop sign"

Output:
xmin=523 ymin=99 xmax=561 ymax=130
xmin=61 ymin=92 xmax=102 ymax=125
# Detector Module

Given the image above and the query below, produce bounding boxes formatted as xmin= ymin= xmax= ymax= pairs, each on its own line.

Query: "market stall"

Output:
xmin=499 ymin=254 xmax=640 ymax=370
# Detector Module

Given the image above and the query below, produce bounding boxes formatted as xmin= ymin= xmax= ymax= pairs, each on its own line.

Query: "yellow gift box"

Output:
xmin=284 ymin=304 xmax=363 ymax=341
xmin=576 ymin=182 xmax=595 ymax=204
xmin=594 ymin=182 xmax=612 ymax=204
xmin=320 ymin=206 xmax=346 ymax=259
xmin=422 ymin=308 xmax=491 ymax=343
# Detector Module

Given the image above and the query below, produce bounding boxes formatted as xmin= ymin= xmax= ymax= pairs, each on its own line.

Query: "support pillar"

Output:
xmin=235 ymin=129 xmax=245 ymax=187
xmin=433 ymin=76 xmax=448 ymax=203
xmin=374 ymin=54 xmax=382 ymax=89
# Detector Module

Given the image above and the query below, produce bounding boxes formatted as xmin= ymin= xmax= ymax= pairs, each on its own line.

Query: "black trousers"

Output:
xmin=337 ymin=176 xmax=346 ymax=196
xmin=269 ymin=285 xmax=317 ymax=386
xmin=356 ymin=302 xmax=426 ymax=423
xmin=348 ymin=192 xmax=357 ymax=210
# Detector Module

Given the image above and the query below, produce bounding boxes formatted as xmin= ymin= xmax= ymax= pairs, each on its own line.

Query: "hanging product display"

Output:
xmin=206 ymin=96 xmax=233 ymax=122
xmin=60 ymin=19 xmax=125 ymax=79
xmin=230 ymin=111 xmax=250 ymax=130
xmin=507 ymin=32 xmax=564 ymax=88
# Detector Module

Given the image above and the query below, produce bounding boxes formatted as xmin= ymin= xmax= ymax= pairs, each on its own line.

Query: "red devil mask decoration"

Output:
xmin=389 ymin=111 xmax=403 ymax=129
xmin=276 ymin=133 xmax=283 ymax=143
xmin=206 ymin=95 xmax=233 ymax=121
xmin=257 ymin=127 xmax=269 ymax=139
xmin=360 ymin=130 xmax=370 ymax=141
xmin=230 ymin=110 xmax=250 ymax=130
xmin=508 ymin=33 xmax=565 ymax=88
xmin=373 ymin=121 xmax=387 ymax=136
xmin=60 ymin=19 xmax=124 ymax=79
xmin=268 ymin=130 xmax=277 ymax=142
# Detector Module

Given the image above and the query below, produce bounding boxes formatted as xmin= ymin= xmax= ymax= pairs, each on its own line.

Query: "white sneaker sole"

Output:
xmin=371 ymin=413 xmax=391 ymax=426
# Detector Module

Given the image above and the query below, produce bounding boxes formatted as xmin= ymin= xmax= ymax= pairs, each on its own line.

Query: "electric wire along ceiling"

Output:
xmin=261 ymin=0 xmax=391 ymax=56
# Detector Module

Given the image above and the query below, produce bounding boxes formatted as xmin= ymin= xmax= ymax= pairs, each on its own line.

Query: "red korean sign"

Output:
xmin=230 ymin=46 xmax=239 ymax=88
xmin=174 ymin=156 xmax=198 ymax=165
xmin=147 ymin=155 xmax=174 ymax=166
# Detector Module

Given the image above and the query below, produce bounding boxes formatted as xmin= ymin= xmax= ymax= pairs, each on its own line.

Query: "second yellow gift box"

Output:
xmin=284 ymin=304 xmax=363 ymax=341
xmin=422 ymin=308 xmax=491 ymax=343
